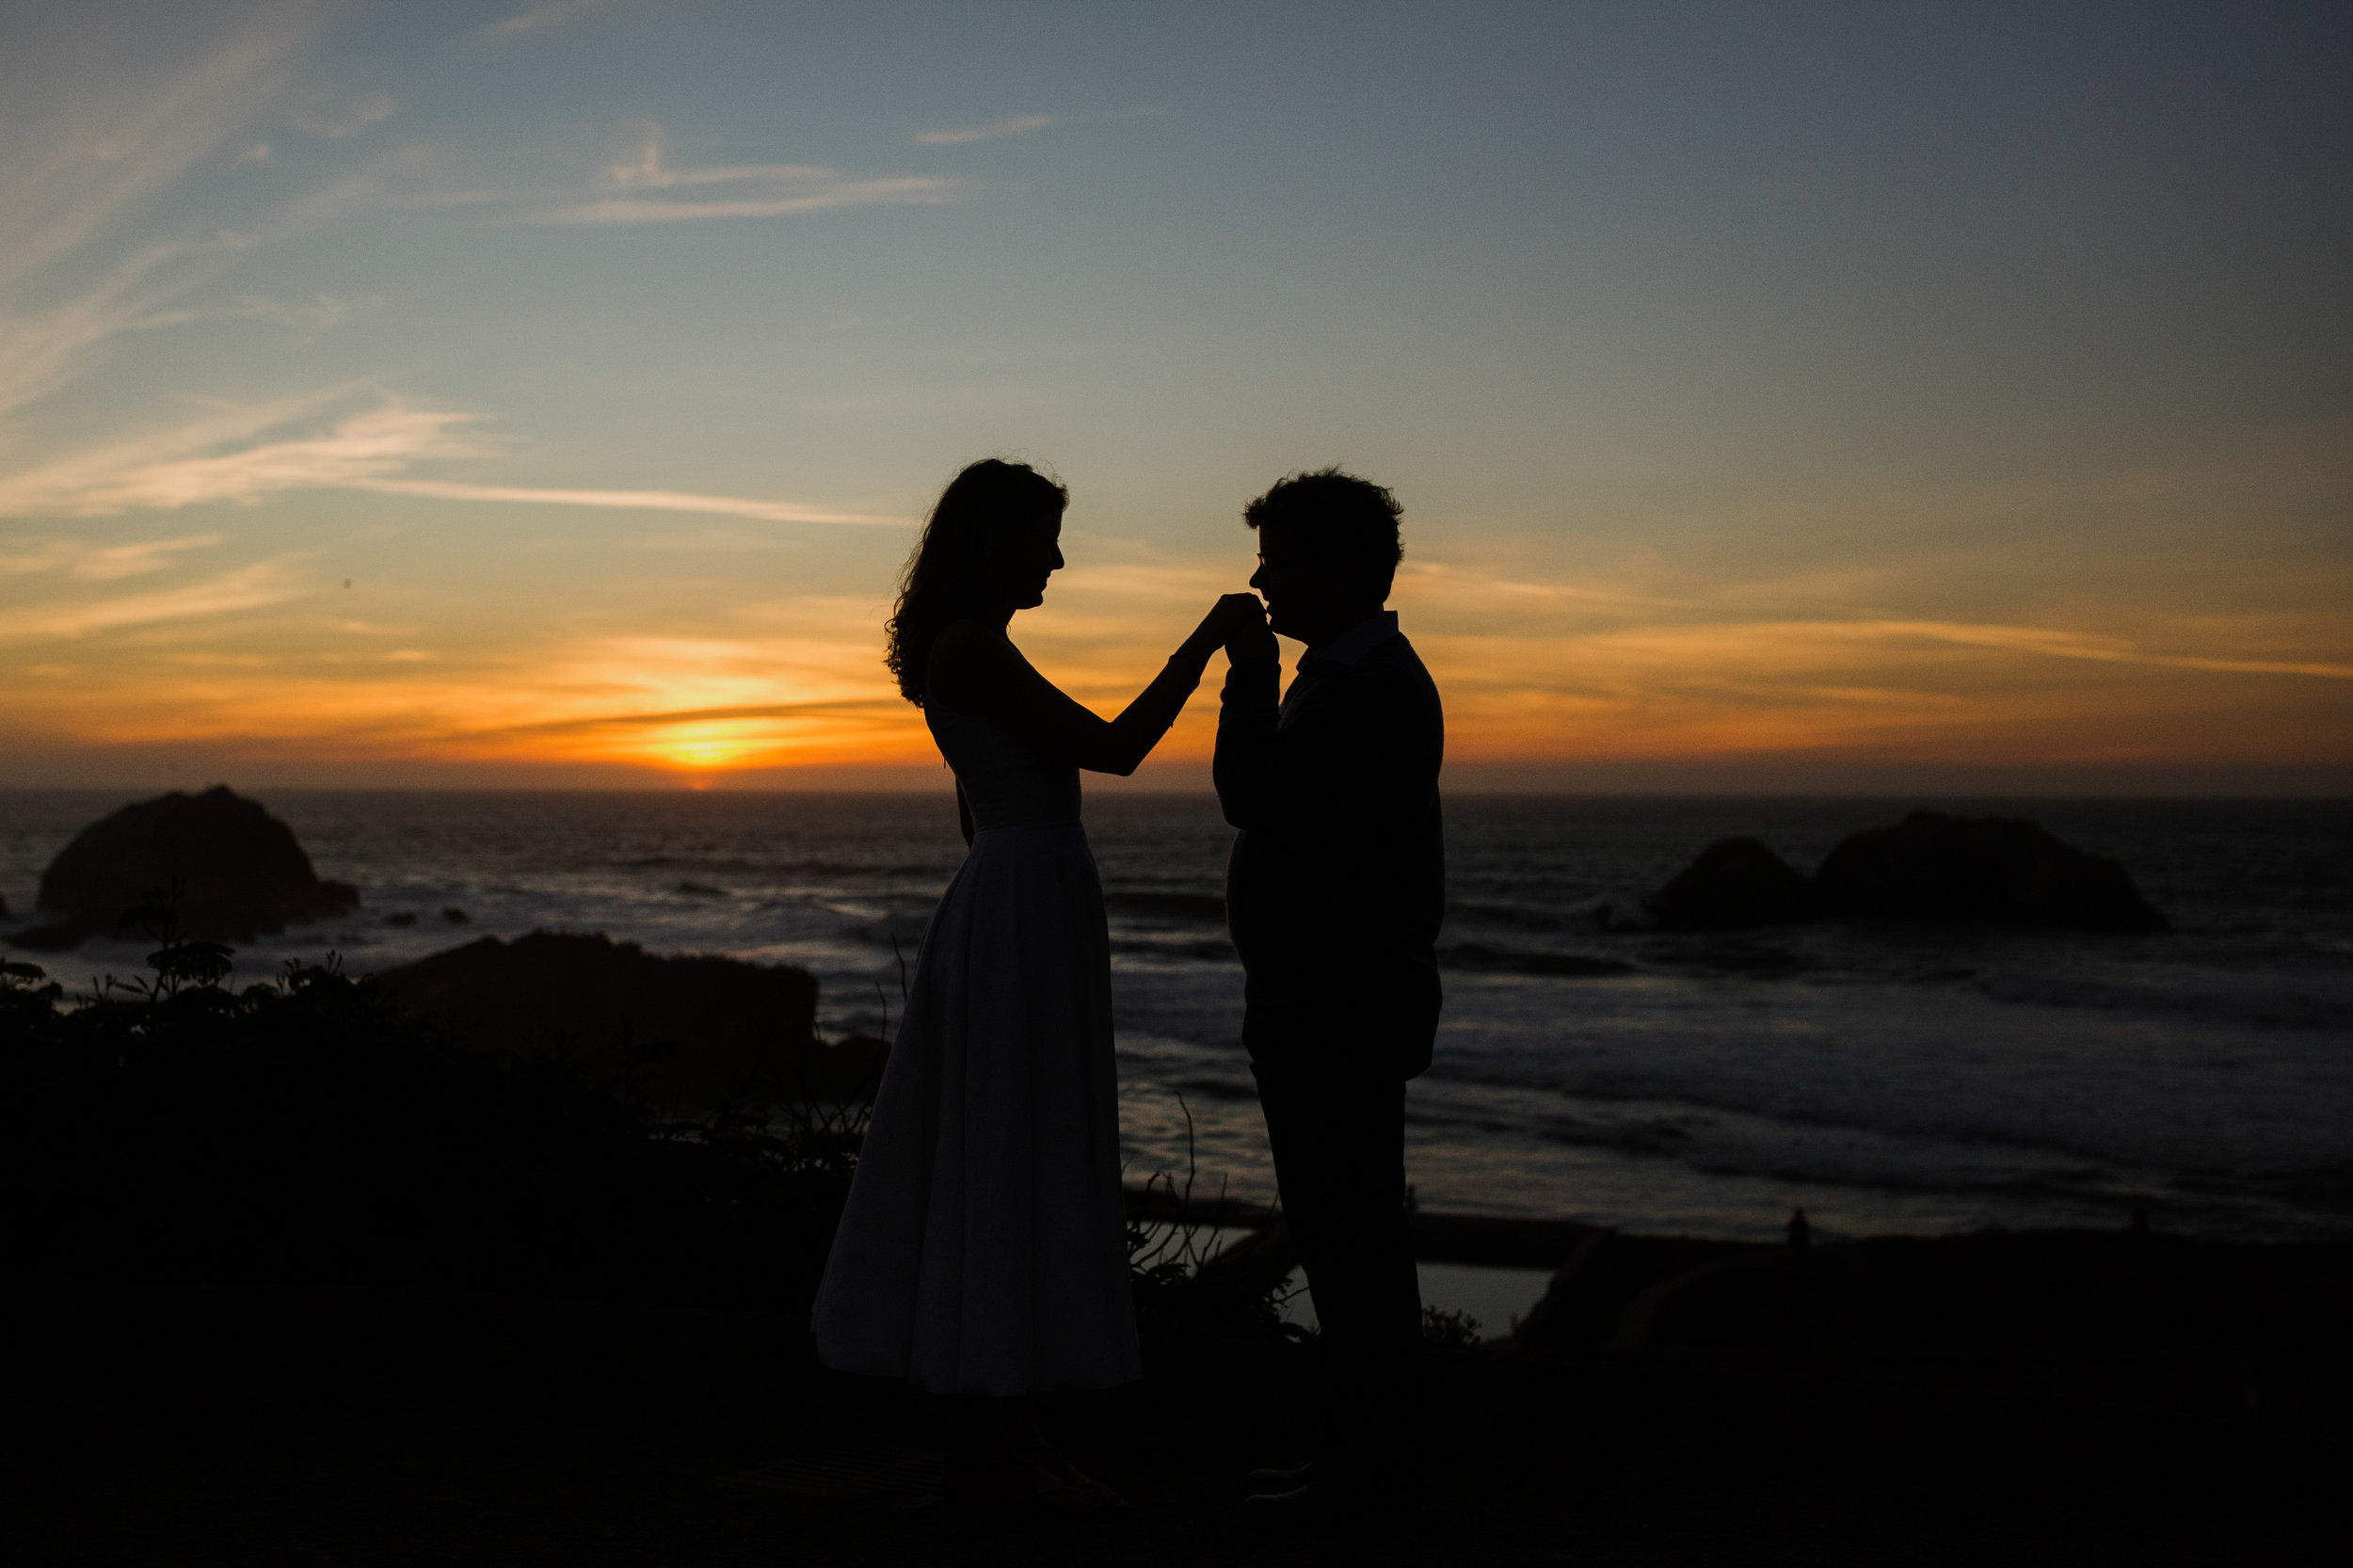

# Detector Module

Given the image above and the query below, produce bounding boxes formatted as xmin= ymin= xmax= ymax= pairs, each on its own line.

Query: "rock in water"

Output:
xmin=1649 ymin=838 xmax=1815 ymax=931
xmin=29 ymin=786 xmax=358 ymax=945
xmin=1812 ymin=810 xmax=2168 ymax=932
xmin=371 ymin=931 xmax=880 ymax=1109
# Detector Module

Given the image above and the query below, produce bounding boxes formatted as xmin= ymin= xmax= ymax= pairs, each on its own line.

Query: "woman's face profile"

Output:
xmin=986 ymin=509 xmax=1065 ymax=611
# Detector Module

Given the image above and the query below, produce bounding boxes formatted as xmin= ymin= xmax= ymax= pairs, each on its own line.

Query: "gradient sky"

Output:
xmin=3 ymin=0 xmax=2347 ymax=792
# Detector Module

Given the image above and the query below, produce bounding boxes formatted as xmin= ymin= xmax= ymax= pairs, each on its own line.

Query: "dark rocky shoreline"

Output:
xmin=9 ymin=1246 xmax=2341 ymax=1566
xmin=7 ymin=788 xmax=2340 ymax=1560
xmin=1135 ymin=1186 xmax=2353 ymax=1380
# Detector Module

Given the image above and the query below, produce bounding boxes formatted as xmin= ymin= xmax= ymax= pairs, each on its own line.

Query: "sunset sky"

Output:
xmin=3 ymin=1 xmax=2347 ymax=792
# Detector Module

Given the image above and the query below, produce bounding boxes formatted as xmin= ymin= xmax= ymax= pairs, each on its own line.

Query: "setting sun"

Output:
xmin=645 ymin=722 xmax=771 ymax=772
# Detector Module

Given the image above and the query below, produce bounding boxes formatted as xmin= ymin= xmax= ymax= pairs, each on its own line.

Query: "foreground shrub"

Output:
xmin=0 ymin=936 xmax=857 ymax=1315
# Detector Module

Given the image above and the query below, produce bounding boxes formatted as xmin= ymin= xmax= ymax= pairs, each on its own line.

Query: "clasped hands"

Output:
xmin=1190 ymin=592 xmax=1277 ymax=667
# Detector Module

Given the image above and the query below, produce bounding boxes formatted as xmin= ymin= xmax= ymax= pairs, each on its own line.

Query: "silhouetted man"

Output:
xmin=1214 ymin=469 xmax=1444 ymax=1527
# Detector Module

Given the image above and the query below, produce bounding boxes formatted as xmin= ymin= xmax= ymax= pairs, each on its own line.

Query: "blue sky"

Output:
xmin=2 ymin=1 xmax=2347 ymax=789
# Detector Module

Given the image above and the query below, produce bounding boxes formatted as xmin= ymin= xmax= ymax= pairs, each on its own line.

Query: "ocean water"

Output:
xmin=4 ymin=790 xmax=2348 ymax=1246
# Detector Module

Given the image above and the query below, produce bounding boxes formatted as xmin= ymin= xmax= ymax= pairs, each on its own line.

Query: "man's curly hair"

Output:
xmin=1242 ymin=468 xmax=1403 ymax=602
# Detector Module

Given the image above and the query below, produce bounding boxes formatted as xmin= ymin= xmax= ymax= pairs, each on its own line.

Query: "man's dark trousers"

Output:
xmin=1247 ymin=1005 xmax=1425 ymax=1487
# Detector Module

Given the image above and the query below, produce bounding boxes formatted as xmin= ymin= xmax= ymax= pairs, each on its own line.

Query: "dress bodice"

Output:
xmin=926 ymin=707 xmax=1081 ymax=831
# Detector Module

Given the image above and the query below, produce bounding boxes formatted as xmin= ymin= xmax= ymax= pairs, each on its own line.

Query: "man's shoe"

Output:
xmin=1242 ymin=1459 xmax=1316 ymax=1494
xmin=1239 ymin=1476 xmax=1419 ymax=1535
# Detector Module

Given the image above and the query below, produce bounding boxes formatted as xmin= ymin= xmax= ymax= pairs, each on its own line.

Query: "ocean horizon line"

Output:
xmin=2 ymin=782 xmax=2349 ymax=802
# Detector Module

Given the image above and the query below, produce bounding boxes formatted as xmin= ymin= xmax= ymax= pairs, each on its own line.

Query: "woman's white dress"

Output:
xmin=810 ymin=707 xmax=1142 ymax=1395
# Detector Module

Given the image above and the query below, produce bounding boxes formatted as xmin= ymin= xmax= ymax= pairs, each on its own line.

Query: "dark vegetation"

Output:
xmin=0 ymin=787 xmax=1294 ymax=1345
xmin=0 ymin=892 xmax=1293 ymax=1343
xmin=1510 ymin=1223 xmax=2353 ymax=1393
xmin=0 ymin=901 xmax=861 ymax=1314
xmin=11 ymin=1183 xmax=2344 ymax=1565
xmin=1124 ymin=1103 xmax=1304 ymax=1343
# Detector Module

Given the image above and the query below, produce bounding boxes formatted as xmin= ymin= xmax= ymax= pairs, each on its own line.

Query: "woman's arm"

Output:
xmin=930 ymin=596 xmax=1262 ymax=776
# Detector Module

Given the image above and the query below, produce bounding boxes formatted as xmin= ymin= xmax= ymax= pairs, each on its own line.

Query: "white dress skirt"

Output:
xmin=810 ymin=707 xmax=1142 ymax=1395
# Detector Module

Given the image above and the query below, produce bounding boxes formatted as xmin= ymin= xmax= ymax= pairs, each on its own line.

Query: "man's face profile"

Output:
xmin=1249 ymin=522 xmax=1331 ymax=642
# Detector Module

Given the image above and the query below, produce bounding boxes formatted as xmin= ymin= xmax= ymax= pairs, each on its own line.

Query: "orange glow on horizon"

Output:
xmin=3 ymin=550 xmax=2348 ymax=784
xmin=639 ymin=722 xmax=765 ymax=772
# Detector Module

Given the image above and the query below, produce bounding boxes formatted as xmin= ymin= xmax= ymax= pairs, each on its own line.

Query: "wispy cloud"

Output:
xmin=912 ymin=106 xmax=1162 ymax=145
xmin=539 ymin=180 xmax=959 ymax=225
xmin=0 ymin=396 xmax=899 ymax=527
xmin=1402 ymin=560 xmax=1696 ymax=612
xmin=533 ymin=130 xmax=963 ymax=224
xmin=1 ymin=40 xmax=894 ymax=572
xmin=0 ymin=8 xmax=346 ymax=427
xmin=354 ymin=479 xmax=900 ymax=527
xmin=599 ymin=140 xmax=842 ymax=191
xmin=0 ymin=559 xmax=307 ymax=644
xmin=478 ymin=1 xmax=619 ymax=42
xmin=290 ymin=89 xmax=395 ymax=139
xmin=0 ymin=135 xmax=398 ymax=425
xmin=637 ymin=525 xmax=824 ymax=552
xmin=0 ymin=243 xmax=197 ymax=422
xmin=488 ymin=696 xmax=901 ymax=738
xmin=0 ymin=8 xmax=309 ymax=297
xmin=0 ymin=533 xmax=224 ymax=581
xmin=224 ymin=290 xmax=384 ymax=330
xmin=1390 ymin=557 xmax=2353 ymax=683
xmin=915 ymin=114 xmax=1058 ymax=146
xmin=0 ymin=401 xmax=487 ymax=518
xmin=1861 ymin=618 xmax=2353 ymax=680
xmin=132 ymin=291 xmax=386 ymax=335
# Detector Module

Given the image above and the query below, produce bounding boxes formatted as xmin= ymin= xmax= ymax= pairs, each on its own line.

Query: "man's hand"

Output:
xmin=1220 ymin=592 xmax=1278 ymax=664
xmin=1182 ymin=593 xmax=1271 ymax=666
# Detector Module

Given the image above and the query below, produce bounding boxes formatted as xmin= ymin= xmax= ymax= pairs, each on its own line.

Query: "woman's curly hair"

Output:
xmin=883 ymin=458 xmax=1068 ymax=705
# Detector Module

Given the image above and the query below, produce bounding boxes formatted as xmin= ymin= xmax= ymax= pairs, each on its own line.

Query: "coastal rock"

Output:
xmin=1813 ymin=810 xmax=2168 ymax=932
xmin=1648 ymin=838 xmax=1815 ymax=932
xmin=23 ymin=786 xmax=357 ymax=948
xmin=1635 ymin=812 xmax=2169 ymax=936
xmin=370 ymin=931 xmax=879 ymax=1108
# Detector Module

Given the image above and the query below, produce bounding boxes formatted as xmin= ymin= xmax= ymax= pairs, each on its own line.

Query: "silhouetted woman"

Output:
xmin=811 ymin=458 xmax=1258 ymax=1509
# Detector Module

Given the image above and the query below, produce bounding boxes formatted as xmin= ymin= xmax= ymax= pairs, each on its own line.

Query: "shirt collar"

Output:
xmin=1299 ymin=610 xmax=1401 ymax=671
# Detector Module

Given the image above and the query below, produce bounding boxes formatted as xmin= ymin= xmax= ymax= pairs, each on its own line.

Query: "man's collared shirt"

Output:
xmin=1303 ymin=609 xmax=1401 ymax=669
xmin=1280 ymin=610 xmax=1401 ymax=719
